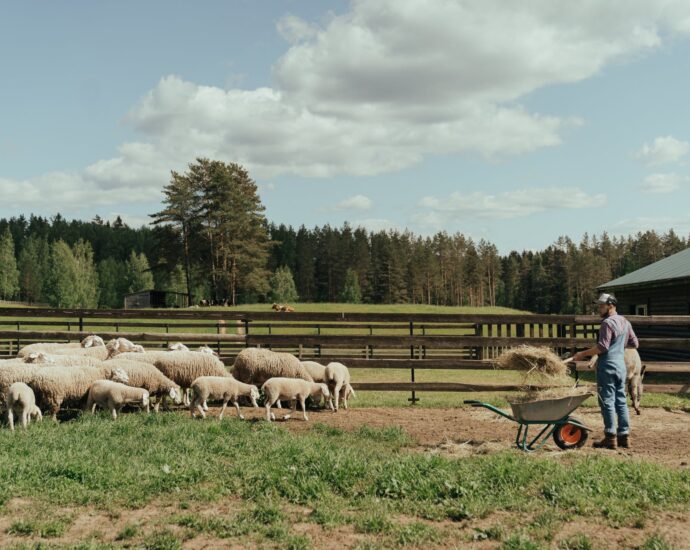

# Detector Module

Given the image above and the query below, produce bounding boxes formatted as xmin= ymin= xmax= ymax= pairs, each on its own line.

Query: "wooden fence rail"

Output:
xmin=1 ymin=309 xmax=689 ymax=401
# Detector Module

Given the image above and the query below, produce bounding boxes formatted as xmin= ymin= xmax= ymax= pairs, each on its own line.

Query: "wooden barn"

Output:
xmin=599 ymin=246 xmax=690 ymax=360
xmin=123 ymin=290 xmax=189 ymax=310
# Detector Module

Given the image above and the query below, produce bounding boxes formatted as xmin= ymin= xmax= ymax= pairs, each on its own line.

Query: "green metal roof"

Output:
xmin=600 ymin=246 xmax=690 ymax=289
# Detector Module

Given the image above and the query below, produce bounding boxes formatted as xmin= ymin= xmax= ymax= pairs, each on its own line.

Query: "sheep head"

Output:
xmin=111 ymin=368 xmax=130 ymax=384
xmin=197 ymin=345 xmax=219 ymax=357
xmin=81 ymin=335 xmax=105 ymax=348
xmin=25 ymin=352 xmax=54 ymax=364
xmin=168 ymin=342 xmax=189 ymax=352
xmin=168 ymin=387 xmax=182 ymax=404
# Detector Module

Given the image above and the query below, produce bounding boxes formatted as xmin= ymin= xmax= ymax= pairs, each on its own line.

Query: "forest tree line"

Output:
xmin=0 ymin=159 xmax=687 ymax=313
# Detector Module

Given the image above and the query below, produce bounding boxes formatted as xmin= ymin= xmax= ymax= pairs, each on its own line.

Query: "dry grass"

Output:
xmin=508 ymin=385 xmax=592 ymax=404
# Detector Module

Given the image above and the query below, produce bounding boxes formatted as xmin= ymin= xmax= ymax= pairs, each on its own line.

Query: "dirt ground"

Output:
xmin=237 ymin=405 xmax=690 ymax=467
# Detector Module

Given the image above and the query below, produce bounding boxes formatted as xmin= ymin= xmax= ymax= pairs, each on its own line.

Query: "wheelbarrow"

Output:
xmin=464 ymin=392 xmax=593 ymax=452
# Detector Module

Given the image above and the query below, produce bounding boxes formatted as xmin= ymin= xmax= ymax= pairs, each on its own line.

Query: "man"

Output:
xmin=572 ymin=293 xmax=639 ymax=449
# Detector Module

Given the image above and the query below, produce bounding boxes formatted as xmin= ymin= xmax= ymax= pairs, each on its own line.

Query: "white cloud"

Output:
xmin=636 ymin=135 xmax=690 ymax=165
xmin=4 ymin=1 xmax=690 ymax=211
xmin=325 ymin=194 xmax=373 ymax=211
xmin=417 ymin=187 xmax=606 ymax=221
xmin=613 ymin=214 xmax=690 ymax=235
xmin=639 ymin=172 xmax=689 ymax=193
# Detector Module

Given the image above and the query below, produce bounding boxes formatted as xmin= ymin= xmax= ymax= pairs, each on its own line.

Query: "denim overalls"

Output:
xmin=597 ymin=319 xmax=630 ymax=436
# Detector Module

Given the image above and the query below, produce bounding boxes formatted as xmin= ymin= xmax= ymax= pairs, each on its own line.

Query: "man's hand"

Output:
xmin=572 ymin=351 xmax=587 ymax=362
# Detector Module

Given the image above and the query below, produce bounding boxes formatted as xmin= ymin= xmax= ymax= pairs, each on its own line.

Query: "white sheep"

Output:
xmin=198 ymin=345 xmax=219 ymax=357
xmin=325 ymin=362 xmax=351 ymax=412
xmin=86 ymin=380 xmax=150 ymax=419
xmin=81 ymin=335 xmax=105 ymax=348
xmin=106 ymin=338 xmax=145 ymax=358
xmin=5 ymin=382 xmax=42 ymax=430
xmin=261 ymin=378 xmax=331 ymax=422
xmin=189 ymin=376 xmax=259 ymax=420
xmin=18 ymin=342 xmax=109 ymax=361
xmin=22 ymin=354 xmax=104 ymax=368
xmin=233 ymin=348 xmax=314 ymax=386
xmin=104 ymin=358 xmax=181 ymax=412
xmin=168 ymin=342 xmax=190 ymax=352
xmin=588 ymin=348 xmax=645 ymax=414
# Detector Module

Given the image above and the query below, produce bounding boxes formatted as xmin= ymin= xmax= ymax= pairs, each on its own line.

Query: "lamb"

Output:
xmin=189 ymin=376 xmax=259 ymax=420
xmin=18 ymin=341 xmax=109 ymax=360
xmin=261 ymin=378 xmax=331 ymax=422
xmin=86 ymin=380 xmax=150 ymax=419
xmin=588 ymin=348 xmax=645 ymax=414
xmin=232 ymin=348 xmax=314 ymax=386
xmin=26 ymin=364 xmax=129 ymax=420
xmin=106 ymin=338 xmax=145 ymax=358
xmin=325 ymin=362 xmax=351 ymax=412
xmin=103 ymin=358 xmax=181 ymax=412
xmin=300 ymin=361 xmax=327 ymax=383
xmin=168 ymin=342 xmax=190 ymax=352
xmin=198 ymin=345 xmax=219 ymax=357
xmin=5 ymin=382 xmax=42 ymax=430
xmin=81 ymin=335 xmax=105 ymax=348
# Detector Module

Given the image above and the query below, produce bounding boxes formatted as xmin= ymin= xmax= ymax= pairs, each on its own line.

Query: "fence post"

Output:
xmin=408 ymin=321 xmax=419 ymax=404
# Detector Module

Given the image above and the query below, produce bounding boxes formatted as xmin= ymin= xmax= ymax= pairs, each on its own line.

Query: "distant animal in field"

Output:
xmin=272 ymin=303 xmax=295 ymax=313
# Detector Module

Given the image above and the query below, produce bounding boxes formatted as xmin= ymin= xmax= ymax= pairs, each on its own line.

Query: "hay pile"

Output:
xmin=496 ymin=345 xmax=585 ymax=402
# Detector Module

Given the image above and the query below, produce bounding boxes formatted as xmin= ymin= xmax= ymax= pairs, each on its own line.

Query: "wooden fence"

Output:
xmin=1 ymin=308 xmax=689 ymax=401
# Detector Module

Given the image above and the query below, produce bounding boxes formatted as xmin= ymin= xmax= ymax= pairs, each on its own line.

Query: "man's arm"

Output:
xmin=626 ymin=323 xmax=639 ymax=349
xmin=572 ymin=319 xmax=611 ymax=362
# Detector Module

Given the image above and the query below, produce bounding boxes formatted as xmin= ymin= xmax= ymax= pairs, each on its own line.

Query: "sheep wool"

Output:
xmin=23 ymin=354 xmax=104 ymax=368
xmin=87 ymin=380 xmax=150 ymax=419
xmin=105 ymin=358 xmax=181 ymax=411
xmin=233 ymin=348 xmax=314 ymax=386
xmin=300 ymin=361 xmax=327 ymax=383
xmin=5 ymin=382 xmax=42 ymax=430
xmin=190 ymin=375 xmax=259 ymax=420
xmin=325 ymin=362 xmax=352 ymax=412
xmin=261 ymin=377 xmax=331 ymax=422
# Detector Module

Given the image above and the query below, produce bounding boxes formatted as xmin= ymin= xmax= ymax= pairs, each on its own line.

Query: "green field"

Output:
xmin=0 ymin=414 xmax=688 ymax=549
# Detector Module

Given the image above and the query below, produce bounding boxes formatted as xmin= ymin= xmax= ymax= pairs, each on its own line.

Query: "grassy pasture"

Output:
xmin=0 ymin=413 xmax=688 ymax=549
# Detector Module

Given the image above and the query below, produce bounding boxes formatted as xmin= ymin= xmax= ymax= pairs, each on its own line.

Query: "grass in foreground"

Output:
xmin=0 ymin=413 xmax=688 ymax=548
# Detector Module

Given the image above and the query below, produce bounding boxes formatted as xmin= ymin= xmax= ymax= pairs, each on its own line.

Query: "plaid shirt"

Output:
xmin=597 ymin=313 xmax=639 ymax=352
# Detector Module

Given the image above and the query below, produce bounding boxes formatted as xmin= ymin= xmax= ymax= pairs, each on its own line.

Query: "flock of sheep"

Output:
xmin=0 ymin=335 xmax=355 ymax=429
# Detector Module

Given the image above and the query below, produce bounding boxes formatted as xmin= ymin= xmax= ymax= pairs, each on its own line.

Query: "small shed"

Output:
xmin=123 ymin=290 xmax=189 ymax=310
xmin=599 ymin=246 xmax=690 ymax=360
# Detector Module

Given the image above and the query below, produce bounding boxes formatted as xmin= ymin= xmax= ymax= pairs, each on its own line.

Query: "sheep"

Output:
xmin=22 ymin=353 xmax=104 ymax=368
xmin=588 ymin=348 xmax=645 ymax=415
xmin=18 ymin=342 xmax=109 ymax=360
xmin=26 ymin=365 xmax=129 ymax=420
xmin=103 ymin=358 xmax=181 ymax=412
xmin=5 ymin=382 xmax=42 ymax=430
xmin=189 ymin=376 xmax=259 ymax=420
xmin=86 ymin=380 xmax=150 ymax=420
xmin=232 ymin=348 xmax=314 ymax=387
xmin=324 ymin=362 xmax=352 ymax=412
xmin=106 ymin=338 xmax=145 ymax=358
xmin=262 ymin=378 xmax=331 ymax=422
xmin=300 ymin=361 xmax=327 ymax=382
xmin=198 ymin=345 xmax=219 ymax=357
xmin=81 ymin=335 xmax=105 ymax=348
xmin=168 ymin=342 xmax=190 ymax=352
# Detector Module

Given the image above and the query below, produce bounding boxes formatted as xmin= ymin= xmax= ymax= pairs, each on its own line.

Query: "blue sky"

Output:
xmin=2 ymin=0 xmax=690 ymax=252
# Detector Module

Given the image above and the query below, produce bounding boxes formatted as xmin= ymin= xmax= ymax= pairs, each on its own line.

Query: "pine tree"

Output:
xmin=46 ymin=240 xmax=80 ymax=307
xmin=269 ymin=266 xmax=299 ymax=303
xmin=0 ymin=227 xmax=20 ymax=300
xmin=18 ymin=235 xmax=48 ymax=303
xmin=98 ymin=257 xmax=128 ymax=308
xmin=340 ymin=268 xmax=362 ymax=303
xmin=126 ymin=251 xmax=155 ymax=293
xmin=73 ymin=239 xmax=100 ymax=308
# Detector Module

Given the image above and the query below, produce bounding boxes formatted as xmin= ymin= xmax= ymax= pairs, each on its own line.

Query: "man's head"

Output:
xmin=595 ymin=293 xmax=617 ymax=318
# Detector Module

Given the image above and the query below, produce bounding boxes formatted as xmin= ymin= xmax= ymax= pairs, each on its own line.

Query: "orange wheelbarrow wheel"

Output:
xmin=552 ymin=417 xmax=589 ymax=450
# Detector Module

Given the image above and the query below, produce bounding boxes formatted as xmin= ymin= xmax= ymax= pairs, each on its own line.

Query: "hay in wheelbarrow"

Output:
xmin=496 ymin=345 xmax=569 ymax=379
xmin=508 ymin=385 xmax=592 ymax=404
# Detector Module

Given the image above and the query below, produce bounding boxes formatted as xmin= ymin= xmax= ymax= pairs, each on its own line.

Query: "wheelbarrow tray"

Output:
xmin=508 ymin=393 xmax=593 ymax=423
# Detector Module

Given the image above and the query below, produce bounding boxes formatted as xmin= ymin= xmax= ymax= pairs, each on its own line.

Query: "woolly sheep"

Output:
xmin=5 ymin=382 xmax=42 ymax=430
xmin=86 ymin=380 xmax=150 ymax=420
xmin=189 ymin=376 xmax=259 ymax=420
xmin=18 ymin=342 xmax=109 ymax=360
xmin=106 ymin=338 xmax=145 ymax=358
xmin=27 ymin=364 xmax=129 ymax=420
xmin=81 ymin=335 xmax=105 ymax=348
xmin=232 ymin=348 xmax=314 ymax=386
xmin=168 ymin=342 xmax=190 ymax=352
xmin=325 ymin=362 xmax=351 ymax=412
xmin=23 ymin=353 xmax=104 ymax=368
xmin=104 ymin=358 xmax=181 ymax=412
xmin=198 ymin=345 xmax=219 ymax=357
xmin=261 ymin=378 xmax=331 ymax=422
xmin=588 ymin=348 xmax=645 ymax=415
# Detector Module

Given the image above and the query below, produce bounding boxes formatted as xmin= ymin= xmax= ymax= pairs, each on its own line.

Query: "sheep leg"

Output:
xmin=333 ymin=382 xmax=343 ymax=412
xmin=203 ymin=400 xmax=209 ymax=411
xmin=219 ymin=399 xmax=229 ymax=420
xmin=284 ymin=399 xmax=297 ymax=421
xmin=183 ymin=389 xmax=190 ymax=406
xmin=21 ymin=412 xmax=29 ymax=429
xmin=232 ymin=400 xmax=244 ymax=420
xmin=7 ymin=409 xmax=14 ymax=431
xmin=111 ymin=408 xmax=118 ymax=420
xmin=265 ymin=401 xmax=273 ymax=422
xmin=196 ymin=401 xmax=206 ymax=419
xmin=300 ymin=398 xmax=308 ymax=421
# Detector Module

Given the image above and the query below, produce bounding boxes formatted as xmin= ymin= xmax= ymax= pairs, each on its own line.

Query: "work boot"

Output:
xmin=617 ymin=434 xmax=631 ymax=449
xmin=593 ymin=433 xmax=617 ymax=450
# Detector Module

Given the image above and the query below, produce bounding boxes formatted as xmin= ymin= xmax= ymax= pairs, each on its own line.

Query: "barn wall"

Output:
xmin=608 ymin=278 xmax=690 ymax=361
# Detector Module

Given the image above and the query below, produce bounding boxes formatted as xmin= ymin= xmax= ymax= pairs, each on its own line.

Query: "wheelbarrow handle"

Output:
xmin=463 ymin=400 xmax=482 ymax=406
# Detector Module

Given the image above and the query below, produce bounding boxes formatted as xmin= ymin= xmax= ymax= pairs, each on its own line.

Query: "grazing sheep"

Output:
xmin=5 ymin=382 xmax=42 ymax=430
xmin=189 ymin=376 xmax=259 ymax=420
xmin=27 ymin=365 xmax=129 ymax=420
xmin=106 ymin=338 xmax=145 ymax=358
xmin=588 ymin=348 xmax=645 ymax=415
xmin=24 ymin=352 xmax=55 ymax=365
xmin=81 ymin=335 xmax=105 ymax=348
xmin=168 ymin=342 xmax=190 ymax=352
xmin=198 ymin=345 xmax=219 ymax=357
xmin=86 ymin=380 xmax=150 ymax=419
xmin=0 ymin=364 xmax=41 ymax=398
xmin=325 ymin=362 xmax=351 ymax=412
xmin=300 ymin=361 xmax=327 ymax=382
xmin=262 ymin=378 xmax=331 ymax=422
xmin=104 ymin=358 xmax=181 ymax=412
xmin=22 ymin=353 xmax=104 ymax=368
xmin=232 ymin=348 xmax=314 ymax=386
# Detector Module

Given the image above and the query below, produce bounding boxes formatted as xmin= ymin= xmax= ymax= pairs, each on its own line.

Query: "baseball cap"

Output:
xmin=594 ymin=293 xmax=617 ymax=305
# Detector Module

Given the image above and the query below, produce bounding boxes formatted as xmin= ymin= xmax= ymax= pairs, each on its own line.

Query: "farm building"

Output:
xmin=599 ymin=246 xmax=690 ymax=360
xmin=123 ymin=290 xmax=189 ymax=309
